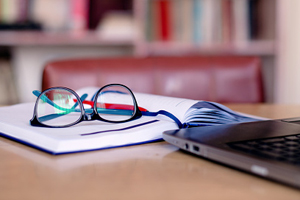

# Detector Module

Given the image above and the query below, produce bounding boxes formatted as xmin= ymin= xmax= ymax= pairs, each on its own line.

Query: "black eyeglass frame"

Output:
xmin=30 ymin=83 xmax=143 ymax=128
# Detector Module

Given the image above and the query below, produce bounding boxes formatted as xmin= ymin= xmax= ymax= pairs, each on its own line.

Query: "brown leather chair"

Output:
xmin=42 ymin=56 xmax=264 ymax=103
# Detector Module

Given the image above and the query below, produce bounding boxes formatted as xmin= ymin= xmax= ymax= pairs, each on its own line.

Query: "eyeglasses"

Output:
xmin=30 ymin=83 xmax=183 ymax=128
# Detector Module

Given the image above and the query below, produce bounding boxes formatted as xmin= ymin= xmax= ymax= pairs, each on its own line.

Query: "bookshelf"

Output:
xmin=0 ymin=0 xmax=276 ymax=55
xmin=0 ymin=0 xmax=277 ymax=103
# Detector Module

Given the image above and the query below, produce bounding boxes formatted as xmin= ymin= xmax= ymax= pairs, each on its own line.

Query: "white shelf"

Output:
xmin=140 ymin=40 xmax=276 ymax=56
xmin=0 ymin=31 xmax=135 ymax=46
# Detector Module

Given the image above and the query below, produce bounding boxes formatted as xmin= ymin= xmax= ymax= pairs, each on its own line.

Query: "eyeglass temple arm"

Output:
xmin=142 ymin=110 xmax=183 ymax=128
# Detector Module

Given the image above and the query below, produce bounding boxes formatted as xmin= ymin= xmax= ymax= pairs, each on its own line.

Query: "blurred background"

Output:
xmin=0 ymin=0 xmax=296 ymax=105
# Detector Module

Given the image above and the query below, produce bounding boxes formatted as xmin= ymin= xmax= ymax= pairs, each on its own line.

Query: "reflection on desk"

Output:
xmin=0 ymin=104 xmax=300 ymax=200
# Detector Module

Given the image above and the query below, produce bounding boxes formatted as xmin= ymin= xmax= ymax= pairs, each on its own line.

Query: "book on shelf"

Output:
xmin=221 ymin=0 xmax=233 ymax=43
xmin=232 ymin=0 xmax=249 ymax=44
xmin=159 ymin=0 xmax=172 ymax=41
xmin=0 ymin=87 xmax=261 ymax=155
xmin=193 ymin=0 xmax=202 ymax=43
xmin=254 ymin=0 xmax=276 ymax=40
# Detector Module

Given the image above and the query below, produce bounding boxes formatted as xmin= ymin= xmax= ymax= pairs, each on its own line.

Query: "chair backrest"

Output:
xmin=42 ymin=56 xmax=264 ymax=103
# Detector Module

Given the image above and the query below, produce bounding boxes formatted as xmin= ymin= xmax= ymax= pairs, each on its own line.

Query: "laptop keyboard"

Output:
xmin=228 ymin=134 xmax=300 ymax=166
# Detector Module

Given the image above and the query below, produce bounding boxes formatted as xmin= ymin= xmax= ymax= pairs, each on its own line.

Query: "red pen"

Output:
xmin=73 ymin=99 xmax=148 ymax=112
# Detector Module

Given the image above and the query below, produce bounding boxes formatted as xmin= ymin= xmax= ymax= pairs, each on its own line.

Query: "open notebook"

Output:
xmin=0 ymin=87 xmax=260 ymax=154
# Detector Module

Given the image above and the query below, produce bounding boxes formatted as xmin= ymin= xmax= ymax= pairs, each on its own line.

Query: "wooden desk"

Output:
xmin=0 ymin=104 xmax=300 ymax=200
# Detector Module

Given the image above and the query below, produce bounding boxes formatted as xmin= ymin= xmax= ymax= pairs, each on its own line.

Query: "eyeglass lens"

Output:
xmin=36 ymin=89 xmax=82 ymax=127
xmin=95 ymin=85 xmax=136 ymax=121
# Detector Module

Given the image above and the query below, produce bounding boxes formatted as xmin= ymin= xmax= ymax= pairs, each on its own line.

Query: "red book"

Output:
xmin=157 ymin=0 xmax=171 ymax=41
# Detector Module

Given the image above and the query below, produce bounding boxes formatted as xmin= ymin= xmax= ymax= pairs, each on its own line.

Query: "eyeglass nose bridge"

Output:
xmin=83 ymin=113 xmax=92 ymax=121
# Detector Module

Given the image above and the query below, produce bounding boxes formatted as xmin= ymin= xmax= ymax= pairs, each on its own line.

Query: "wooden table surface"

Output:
xmin=0 ymin=104 xmax=300 ymax=200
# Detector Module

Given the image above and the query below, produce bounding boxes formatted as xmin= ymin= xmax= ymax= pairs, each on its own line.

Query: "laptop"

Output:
xmin=163 ymin=117 xmax=300 ymax=188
